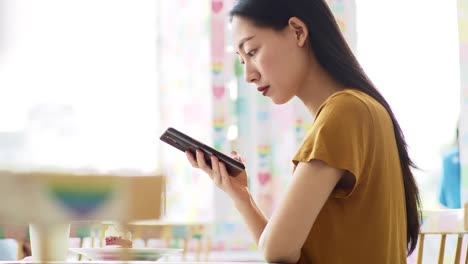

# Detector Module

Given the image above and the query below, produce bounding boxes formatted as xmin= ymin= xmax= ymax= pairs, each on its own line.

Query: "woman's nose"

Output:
xmin=245 ymin=64 xmax=259 ymax=83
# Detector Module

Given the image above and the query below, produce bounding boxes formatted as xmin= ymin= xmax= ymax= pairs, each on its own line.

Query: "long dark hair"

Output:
xmin=230 ymin=0 xmax=421 ymax=255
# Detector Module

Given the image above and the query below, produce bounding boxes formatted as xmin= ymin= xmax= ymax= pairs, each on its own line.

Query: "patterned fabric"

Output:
xmin=458 ymin=0 xmax=468 ymax=204
xmin=158 ymin=0 xmax=214 ymax=222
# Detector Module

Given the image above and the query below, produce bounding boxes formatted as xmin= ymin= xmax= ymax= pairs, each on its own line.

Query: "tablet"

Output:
xmin=160 ymin=127 xmax=245 ymax=177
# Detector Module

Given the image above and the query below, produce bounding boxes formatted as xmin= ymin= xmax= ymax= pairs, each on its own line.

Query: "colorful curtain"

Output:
xmin=158 ymin=0 xmax=214 ymax=222
xmin=459 ymin=0 xmax=468 ymax=203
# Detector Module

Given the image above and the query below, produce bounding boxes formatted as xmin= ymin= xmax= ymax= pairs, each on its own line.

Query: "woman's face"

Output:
xmin=231 ymin=16 xmax=311 ymax=104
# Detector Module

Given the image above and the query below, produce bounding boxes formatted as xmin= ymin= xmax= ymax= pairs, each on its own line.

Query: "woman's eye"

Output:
xmin=246 ymin=49 xmax=257 ymax=57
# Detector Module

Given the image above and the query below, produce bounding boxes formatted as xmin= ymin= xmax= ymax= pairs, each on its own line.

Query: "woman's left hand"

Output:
xmin=186 ymin=149 xmax=251 ymax=205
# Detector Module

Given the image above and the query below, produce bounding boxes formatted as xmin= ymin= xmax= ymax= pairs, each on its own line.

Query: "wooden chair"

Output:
xmin=416 ymin=205 xmax=468 ymax=264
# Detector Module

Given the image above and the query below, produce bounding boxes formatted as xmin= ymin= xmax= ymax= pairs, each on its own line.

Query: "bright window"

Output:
xmin=0 ymin=0 xmax=160 ymax=173
xmin=355 ymin=0 xmax=461 ymax=208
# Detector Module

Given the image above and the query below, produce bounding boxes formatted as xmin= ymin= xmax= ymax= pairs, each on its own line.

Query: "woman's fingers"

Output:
xmin=196 ymin=149 xmax=211 ymax=172
xmin=219 ymin=162 xmax=230 ymax=186
xmin=230 ymin=150 xmax=243 ymax=162
xmin=219 ymin=162 xmax=230 ymax=179
xmin=185 ymin=151 xmax=198 ymax=168
xmin=210 ymin=155 xmax=222 ymax=186
xmin=187 ymin=149 xmax=233 ymax=190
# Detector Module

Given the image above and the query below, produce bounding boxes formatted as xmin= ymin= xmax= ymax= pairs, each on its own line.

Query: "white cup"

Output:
xmin=29 ymin=223 xmax=71 ymax=261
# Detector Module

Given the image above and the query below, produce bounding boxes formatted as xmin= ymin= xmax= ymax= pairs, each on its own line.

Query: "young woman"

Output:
xmin=186 ymin=0 xmax=421 ymax=263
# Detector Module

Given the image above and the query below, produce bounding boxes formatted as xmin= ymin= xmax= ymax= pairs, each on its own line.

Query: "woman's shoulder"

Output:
xmin=317 ymin=89 xmax=375 ymax=119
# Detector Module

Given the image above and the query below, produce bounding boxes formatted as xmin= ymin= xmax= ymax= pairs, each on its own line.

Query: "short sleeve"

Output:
xmin=292 ymin=93 xmax=372 ymax=198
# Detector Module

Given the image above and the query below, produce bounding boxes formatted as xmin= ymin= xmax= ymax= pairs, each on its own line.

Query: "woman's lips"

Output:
xmin=257 ymin=85 xmax=270 ymax=96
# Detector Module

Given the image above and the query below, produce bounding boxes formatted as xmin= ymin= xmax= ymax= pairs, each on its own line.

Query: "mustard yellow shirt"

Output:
xmin=293 ymin=89 xmax=407 ymax=263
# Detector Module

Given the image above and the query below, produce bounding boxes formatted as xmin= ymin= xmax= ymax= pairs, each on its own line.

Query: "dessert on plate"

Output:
xmin=104 ymin=225 xmax=133 ymax=248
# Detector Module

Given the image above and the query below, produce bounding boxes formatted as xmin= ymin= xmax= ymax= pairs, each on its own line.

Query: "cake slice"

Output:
xmin=104 ymin=225 xmax=133 ymax=248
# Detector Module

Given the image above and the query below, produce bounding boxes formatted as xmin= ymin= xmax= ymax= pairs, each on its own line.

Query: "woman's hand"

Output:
xmin=186 ymin=149 xmax=250 ymax=205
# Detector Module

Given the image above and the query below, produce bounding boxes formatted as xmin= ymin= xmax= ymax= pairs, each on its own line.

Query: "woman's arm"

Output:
xmin=258 ymin=160 xmax=343 ymax=263
xmin=186 ymin=150 xmax=342 ymax=263
xmin=234 ymin=193 xmax=269 ymax=244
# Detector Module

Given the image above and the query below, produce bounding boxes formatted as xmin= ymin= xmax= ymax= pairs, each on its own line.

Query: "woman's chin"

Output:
xmin=271 ymin=95 xmax=292 ymax=105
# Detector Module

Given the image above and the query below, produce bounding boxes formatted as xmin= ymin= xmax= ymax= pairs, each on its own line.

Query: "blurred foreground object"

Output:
xmin=0 ymin=171 xmax=165 ymax=223
xmin=0 ymin=171 xmax=165 ymax=261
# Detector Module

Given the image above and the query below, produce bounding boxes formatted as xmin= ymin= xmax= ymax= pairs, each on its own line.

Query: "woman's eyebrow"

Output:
xmin=237 ymin=35 xmax=255 ymax=50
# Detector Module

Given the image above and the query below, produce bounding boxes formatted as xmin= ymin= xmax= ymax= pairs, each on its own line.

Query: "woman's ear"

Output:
xmin=288 ymin=17 xmax=308 ymax=47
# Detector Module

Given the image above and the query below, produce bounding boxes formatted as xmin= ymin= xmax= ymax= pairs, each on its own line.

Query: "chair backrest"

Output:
xmin=416 ymin=206 xmax=468 ymax=264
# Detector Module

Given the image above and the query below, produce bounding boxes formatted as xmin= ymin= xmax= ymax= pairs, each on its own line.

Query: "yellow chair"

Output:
xmin=416 ymin=205 xmax=468 ymax=264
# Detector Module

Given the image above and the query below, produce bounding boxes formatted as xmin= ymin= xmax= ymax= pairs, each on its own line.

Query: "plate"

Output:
xmin=69 ymin=247 xmax=183 ymax=261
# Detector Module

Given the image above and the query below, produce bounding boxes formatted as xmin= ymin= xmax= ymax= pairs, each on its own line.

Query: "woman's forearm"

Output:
xmin=234 ymin=194 xmax=269 ymax=244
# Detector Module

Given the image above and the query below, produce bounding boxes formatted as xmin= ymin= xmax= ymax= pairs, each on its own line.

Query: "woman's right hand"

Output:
xmin=186 ymin=149 xmax=250 ymax=205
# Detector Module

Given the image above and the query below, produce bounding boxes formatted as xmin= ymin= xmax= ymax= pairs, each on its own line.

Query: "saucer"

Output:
xmin=69 ymin=247 xmax=183 ymax=261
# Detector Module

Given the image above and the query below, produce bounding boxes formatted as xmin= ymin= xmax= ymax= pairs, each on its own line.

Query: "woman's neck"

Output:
xmin=296 ymin=62 xmax=345 ymax=117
